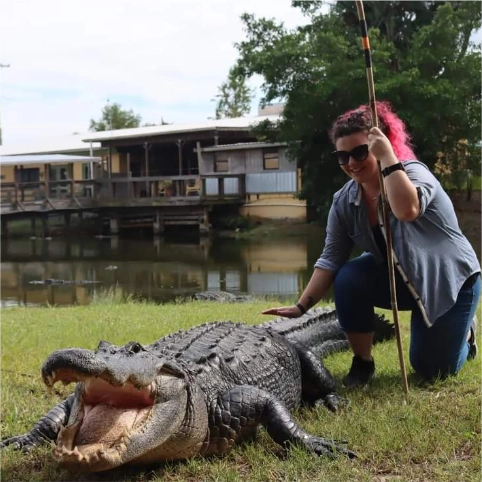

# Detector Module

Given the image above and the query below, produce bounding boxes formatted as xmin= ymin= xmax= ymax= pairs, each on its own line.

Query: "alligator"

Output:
xmin=194 ymin=290 xmax=255 ymax=302
xmin=29 ymin=279 xmax=103 ymax=286
xmin=1 ymin=307 xmax=393 ymax=473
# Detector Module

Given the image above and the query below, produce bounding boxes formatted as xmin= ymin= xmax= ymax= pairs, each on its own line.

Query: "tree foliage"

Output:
xmin=235 ymin=1 xmax=481 ymax=218
xmin=143 ymin=118 xmax=171 ymax=127
xmin=213 ymin=65 xmax=254 ymax=119
xmin=89 ymin=103 xmax=142 ymax=131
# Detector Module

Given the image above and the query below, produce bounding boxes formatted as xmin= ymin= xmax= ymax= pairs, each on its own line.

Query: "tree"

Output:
xmin=89 ymin=103 xmax=142 ymax=131
xmin=235 ymin=1 xmax=481 ymax=218
xmin=142 ymin=118 xmax=171 ymax=127
xmin=213 ymin=66 xmax=254 ymax=119
xmin=332 ymin=1 xmax=442 ymax=71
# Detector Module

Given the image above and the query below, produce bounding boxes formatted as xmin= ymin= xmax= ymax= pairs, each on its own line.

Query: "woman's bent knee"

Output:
xmin=409 ymin=349 xmax=466 ymax=381
xmin=334 ymin=255 xmax=376 ymax=295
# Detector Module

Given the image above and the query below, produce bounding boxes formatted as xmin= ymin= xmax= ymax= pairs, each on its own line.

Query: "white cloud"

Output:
xmin=0 ymin=0 xmax=309 ymax=144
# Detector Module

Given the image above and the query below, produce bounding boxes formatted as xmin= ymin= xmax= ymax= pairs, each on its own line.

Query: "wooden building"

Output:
xmin=0 ymin=114 xmax=306 ymax=235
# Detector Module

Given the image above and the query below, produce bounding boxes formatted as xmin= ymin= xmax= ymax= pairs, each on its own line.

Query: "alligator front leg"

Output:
xmin=0 ymin=394 xmax=74 ymax=452
xmin=206 ymin=385 xmax=356 ymax=458
xmin=296 ymin=348 xmax=348 ymax=412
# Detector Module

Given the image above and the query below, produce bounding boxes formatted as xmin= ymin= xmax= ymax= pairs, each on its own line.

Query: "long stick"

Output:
xmin=355 ymin=1 xmax=409 ymax=397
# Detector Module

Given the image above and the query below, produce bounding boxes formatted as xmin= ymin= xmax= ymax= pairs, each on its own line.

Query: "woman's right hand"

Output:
xmin=261 ymin=305 xmax=303 ymax=318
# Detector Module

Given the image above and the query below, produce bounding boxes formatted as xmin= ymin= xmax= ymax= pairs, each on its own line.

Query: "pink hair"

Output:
xmin=329 ymin=101 xmax=416 ymax=161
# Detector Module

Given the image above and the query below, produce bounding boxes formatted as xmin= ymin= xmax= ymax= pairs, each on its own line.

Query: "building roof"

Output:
xmin=0 ymin=154 xmax=102 ymax=166
xmin=0 ymin=114 xmax=283 ymax=156
xmin=81 ymin=115 xmax=281 ymax=142
xmin=0 ymin=133 xmax=104 ymax=156
xmin=199 ymin=141 xmax=288 ymax=153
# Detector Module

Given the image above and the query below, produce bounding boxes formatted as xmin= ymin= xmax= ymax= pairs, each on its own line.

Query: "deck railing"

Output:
xmin=0 ymin=174 xmax=246 ymax=212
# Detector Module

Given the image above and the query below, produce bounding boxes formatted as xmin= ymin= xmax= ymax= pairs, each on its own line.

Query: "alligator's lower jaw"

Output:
xmin=53 ymin=404 xmax=152 ymax=471
xmin=54 ymin=441 xmax=119 ymax=471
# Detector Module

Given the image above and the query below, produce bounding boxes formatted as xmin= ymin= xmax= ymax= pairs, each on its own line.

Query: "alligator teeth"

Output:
xmin=72 ymin=446 xmax=83 ymax=461
xmin=57 ymin=421 xmax=80 ymax=450
xmin=118 ymin=435 xmax=129 ymax=448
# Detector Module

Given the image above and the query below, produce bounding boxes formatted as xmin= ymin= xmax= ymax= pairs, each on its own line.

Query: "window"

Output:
xmin=18 ymin=168 xmax=40 ymax=183
xmin=82 ymin=163 xmax=91 ymax=180
xmin=263 ymin=148 xmax=279 ymax=170
xmin=215 ymin=156 xmax=229 ymax=172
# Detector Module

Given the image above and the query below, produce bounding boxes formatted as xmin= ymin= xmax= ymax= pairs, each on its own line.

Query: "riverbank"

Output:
xmin=224 ymin=191 xmax=481 ymax=253
xmin=1 ymin=300 xmax=480 ymax=482
xmin=216 ymin=218 xmax=324 ymax=239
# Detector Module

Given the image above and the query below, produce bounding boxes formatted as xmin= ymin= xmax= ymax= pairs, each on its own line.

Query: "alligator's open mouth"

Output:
xmin=47 ymin=371 xmax=156 ymax=467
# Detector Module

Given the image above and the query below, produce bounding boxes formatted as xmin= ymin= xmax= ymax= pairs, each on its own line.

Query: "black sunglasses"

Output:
xmin=333 ymin=144 xmax=369 ymax=165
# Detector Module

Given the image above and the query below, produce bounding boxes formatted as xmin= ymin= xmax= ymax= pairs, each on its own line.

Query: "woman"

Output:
xmin=262 ymin=102 xmax=481 ymax=386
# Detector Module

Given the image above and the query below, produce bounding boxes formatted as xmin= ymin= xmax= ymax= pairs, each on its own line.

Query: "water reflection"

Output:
xmin=3 ymin=227 xmax=478 ymax=308
xmin=0 ymin=235 xmax=312 ymax=307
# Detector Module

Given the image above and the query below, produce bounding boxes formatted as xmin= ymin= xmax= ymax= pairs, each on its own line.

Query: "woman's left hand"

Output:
xmin=368 ymin=127 xmax=397 ymax=165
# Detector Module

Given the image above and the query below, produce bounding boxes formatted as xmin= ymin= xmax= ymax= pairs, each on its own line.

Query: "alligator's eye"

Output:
xmin=126 ymin=342 xmax=144 ymax=354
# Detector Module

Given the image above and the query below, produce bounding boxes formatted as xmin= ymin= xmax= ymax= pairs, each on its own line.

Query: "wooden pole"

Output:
xmin=355 ymin=0 xmax=409 ymax=397
xmin=127 ymin=152 xmax=132 ymax=198
xmin=144 ymin=142 xmax=150 ymax=196
xmin=177 ymin=139 xmax=183 ymax=175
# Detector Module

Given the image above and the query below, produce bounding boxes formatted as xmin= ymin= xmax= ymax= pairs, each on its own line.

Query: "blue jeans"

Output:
xmin=334 ymin=253 xmax=481 ymax=380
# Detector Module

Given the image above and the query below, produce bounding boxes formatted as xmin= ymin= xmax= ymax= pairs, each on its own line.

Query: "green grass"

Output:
xmin=1 ymin=300 xmax=480 ymax=482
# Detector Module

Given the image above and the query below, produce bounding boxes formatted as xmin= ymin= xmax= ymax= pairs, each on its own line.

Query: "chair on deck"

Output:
xmin=185 ymin=178 xmax=201 ymax=196
xmin=159 ymin=181 xmax=174 ymax=197
xmin=158 ymin=184 xmax=167 ymax=196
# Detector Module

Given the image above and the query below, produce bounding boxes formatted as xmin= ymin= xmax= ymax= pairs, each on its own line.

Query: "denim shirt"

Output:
xmin=315 ymin=160 xmax=481 ymax=326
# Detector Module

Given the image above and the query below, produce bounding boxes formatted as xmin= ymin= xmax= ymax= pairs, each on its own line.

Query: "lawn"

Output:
xmin=1 ymin=299 xmax=480 ymax=482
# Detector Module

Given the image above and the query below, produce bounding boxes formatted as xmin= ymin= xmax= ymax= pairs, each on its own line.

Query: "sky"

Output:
xmin=2 ymin=1 xmax=478 ymax=148
xmin=0 ymin=0 xmax=311 ymax=145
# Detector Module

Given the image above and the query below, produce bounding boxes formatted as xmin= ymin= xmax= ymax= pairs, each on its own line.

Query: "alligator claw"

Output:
xmin=0 ymin=434 xmax=39 ymax=452
xmin=304 ymin=436 xmax=357 ymax=459
xmin=316 ymin=393 xmax=349 ymax=413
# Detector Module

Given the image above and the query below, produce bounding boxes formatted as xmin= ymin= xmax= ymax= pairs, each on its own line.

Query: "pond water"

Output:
xmin=2 ymin=226 xmax=479 ymax=308
xmin=0 ymin=232 xmax=325 ymax=307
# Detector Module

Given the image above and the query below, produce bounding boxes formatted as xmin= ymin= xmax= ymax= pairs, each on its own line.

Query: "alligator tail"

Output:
xmin=261 ymin=306 xmax=394 ymax=359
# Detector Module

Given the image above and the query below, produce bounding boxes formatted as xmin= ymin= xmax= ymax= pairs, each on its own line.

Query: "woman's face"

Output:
xmin=335 ymin=131 xmax=378 ymax=184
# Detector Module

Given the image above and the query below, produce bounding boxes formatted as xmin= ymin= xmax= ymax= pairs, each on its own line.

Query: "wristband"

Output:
xmin=296 ymin=302 xmax=307 ymax=315
xmin=381 ymin=162 xmax=405 ymax=178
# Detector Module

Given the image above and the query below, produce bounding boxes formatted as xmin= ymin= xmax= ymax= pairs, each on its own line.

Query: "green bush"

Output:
xmin=218 ymin=215 xmax=254 ymax=230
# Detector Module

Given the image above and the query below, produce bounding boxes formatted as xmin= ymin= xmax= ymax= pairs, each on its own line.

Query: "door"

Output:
xmin=82 ymin=163 xmax=93 ymax=197
xmin=49 ymin=165 xmax=69 ymax=199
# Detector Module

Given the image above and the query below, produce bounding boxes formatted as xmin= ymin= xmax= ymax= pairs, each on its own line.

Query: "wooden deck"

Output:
xmin=0 ymin=174 xmax=246 ymax=216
